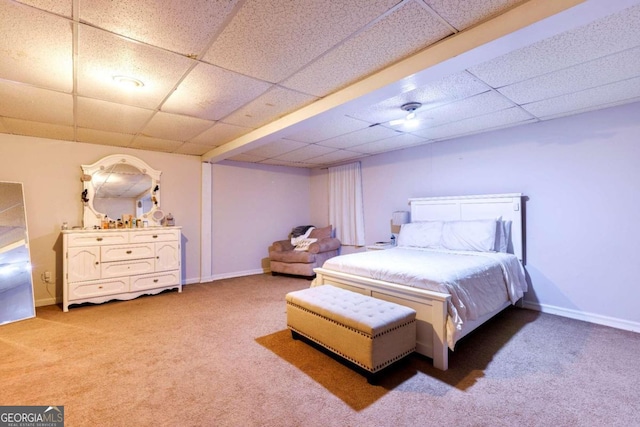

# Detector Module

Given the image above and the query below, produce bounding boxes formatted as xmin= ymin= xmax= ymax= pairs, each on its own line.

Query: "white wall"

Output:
xmin=311 ymin=101 xmax=640 ymax=331
xmin=0 ymin=134 xmax=202 ymax=306
xmin=4 ymin=100 xmax=638 ymax=333
xmin=209 ymin=161 xmax=311 ymax=279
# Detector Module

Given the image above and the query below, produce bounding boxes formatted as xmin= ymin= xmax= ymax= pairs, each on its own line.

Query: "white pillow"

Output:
xmin=293 ymin=238 xmax=317 ymax=251
xmin=397 ymin=221 xmax=443 ymax=248
xmin=441 ymin=219 xmax=497 ymax=252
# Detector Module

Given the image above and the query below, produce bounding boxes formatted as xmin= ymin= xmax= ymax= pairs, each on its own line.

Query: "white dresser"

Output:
xmin=62 ymin=227 xmax=182 ymax=312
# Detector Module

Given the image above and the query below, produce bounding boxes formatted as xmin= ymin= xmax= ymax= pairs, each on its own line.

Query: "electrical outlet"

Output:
xmin=42 ymin=271 xmax=52 ymax=283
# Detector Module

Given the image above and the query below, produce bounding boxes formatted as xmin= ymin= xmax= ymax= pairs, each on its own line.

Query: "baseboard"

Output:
xmin=35 ymin=297 xmax=57 ymax=308
xmin=205 ymin=268 xmax=267 ymax=282
xmin=522 ymin=300 xmax=640 ymax=333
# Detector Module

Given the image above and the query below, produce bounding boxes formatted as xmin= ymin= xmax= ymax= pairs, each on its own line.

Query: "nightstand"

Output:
xmin=366 ymin=242 xmax=395 ymax=251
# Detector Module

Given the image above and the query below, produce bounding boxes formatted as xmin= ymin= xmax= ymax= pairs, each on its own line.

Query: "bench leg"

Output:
xmin=366 ymin=371 xmax=379 ymax=385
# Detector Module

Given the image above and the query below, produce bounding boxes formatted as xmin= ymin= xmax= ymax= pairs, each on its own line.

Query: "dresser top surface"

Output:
xmin=62 ymin=226 xmax=181 ymax=234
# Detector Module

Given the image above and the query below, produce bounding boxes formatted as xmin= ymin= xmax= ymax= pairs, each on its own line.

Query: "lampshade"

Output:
xmin=391 ymin=211 xmax=410 ymax=226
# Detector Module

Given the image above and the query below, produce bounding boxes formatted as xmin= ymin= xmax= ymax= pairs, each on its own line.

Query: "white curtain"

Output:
xmin=328 ymin=162 xmax=365 ymax=246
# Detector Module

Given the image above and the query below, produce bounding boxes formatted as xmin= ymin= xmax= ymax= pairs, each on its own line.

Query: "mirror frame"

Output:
xmin=82 ymin=154 xmax=162 ymax=229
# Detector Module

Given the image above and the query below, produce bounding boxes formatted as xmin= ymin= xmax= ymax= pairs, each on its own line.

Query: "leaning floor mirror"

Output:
xmin=0 ymin=181 xmax=35 ymax=325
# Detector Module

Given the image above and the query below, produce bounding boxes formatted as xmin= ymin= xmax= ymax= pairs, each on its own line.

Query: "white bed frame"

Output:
xmin=313 ymin=193 xmax=524 ymax=371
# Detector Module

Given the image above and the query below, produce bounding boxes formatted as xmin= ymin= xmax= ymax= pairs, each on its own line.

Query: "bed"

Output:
xmin=313 ymin=193 xmax=527 ymax=371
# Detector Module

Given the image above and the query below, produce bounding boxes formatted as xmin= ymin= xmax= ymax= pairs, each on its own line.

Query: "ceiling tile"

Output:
xmin=130 ymin=135 xmax=184 ymax=152
xmin=400 ymin=90 xmax=516 ymax=130
xmin=424 ymin=0 xmax=522 ymax=30
xmin=76 ymin=128 xmax=135 ymax=147
xmin=259 ymin=159 xmax=317 ymax=168
xmin=468 ymin=4 xmax=640 ymax=87
xmin=202 ymin=0 xmax=400 ymax=83
xmin=243 ymin=139 xmax=309 ymax=158
xmin=498 ymin=46 xmax=640 ymax=104
xmin=2 ymin=0 xmax=638 ymax=167
xmin=76 ymin=97 xmax=155 ymax=134
xmin=189 ymin=122 xmax=253 ymax=146
xmin=282 ymin=1 xmax=453 ymax=97
xmin=303 ymin=149 xmax=365 ymax=165
xmin=173 ymin=142 xmax=216 ymax=156
xmin=317 ymin=125 xmax=400 ymax=149
xmin=3 ymin=118 xmax=74 ymax=141
xmin=350 ymin=133 xmax=430 ymax=154
xmin=161 ymin=62 xmax=272 ymax=121
xmin=521 ymin=76 xmax=640 ymax=119
xmin=77 ymin=25 xmax=196 ymax=109
xmin=141 ymin=112 xmax=215 ymax=141
xmin=0 ymin=2 xmax=72 ymax=91
xmin=221 ymin=87 xmax=318 ymax=128
xmin=282 ymin=115 xmax=371 ymax=143
xmin=348 ymin=72 xmax=491 ymax=124
xmin=414 ymin=107 xmax=534 ymax=140
xmin=79 ymin=0 xmax=240 ymax=56
xmin=273 ymin=144 xmax=336 ymax=162
xmin=226 ymin=153 xmax=267 ymax=163
xmin=15 ymin=0 xmax=72 ymax=17
xmin=0 ymin=81 xmax=73 ymax=125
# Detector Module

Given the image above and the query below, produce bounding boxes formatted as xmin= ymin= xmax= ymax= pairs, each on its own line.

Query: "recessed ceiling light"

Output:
xmin=112 ymin=75 xmax=144 ymax=89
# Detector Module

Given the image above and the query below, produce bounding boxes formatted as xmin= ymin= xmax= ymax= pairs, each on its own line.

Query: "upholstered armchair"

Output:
xmin=269 ymin=225 xmax=341 ymax=278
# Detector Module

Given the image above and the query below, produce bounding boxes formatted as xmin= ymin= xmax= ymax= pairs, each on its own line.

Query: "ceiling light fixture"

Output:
xmin=401 ymin=102 xmax=421 ymax=120
xmin=389 ymin=102 xmax=422 ymax=126
xmin=112 ymin=75 xmax=144 ymax=89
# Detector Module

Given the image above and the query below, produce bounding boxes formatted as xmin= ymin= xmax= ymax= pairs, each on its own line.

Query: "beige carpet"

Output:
xmin=1 ymin=274 xmax=639 ymax=426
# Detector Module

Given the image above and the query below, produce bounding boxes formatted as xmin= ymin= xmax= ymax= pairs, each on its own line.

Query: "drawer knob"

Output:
xmin=126 ymin=250 xmax=132 ymax=254
xmin=153 ymin=279 xmax=159 ymax=283
xmin=152 ymin=235 xmax=158 ymax=238
xmin=96 ymin=237 xmax=103 ymax=241
xmin=98 ymin=286 xmax=103 ymax=289
xmin=95 ymin=261 xmax=99 ymax=265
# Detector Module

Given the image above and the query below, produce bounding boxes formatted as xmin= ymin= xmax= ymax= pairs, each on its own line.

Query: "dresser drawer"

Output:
xmin=101 ymin=244 xmax=154 ymax=262
xmin=130 ymin=270 xmax=180 ymax=292
xmin=68 ymin=277 xmax=129 ymax=300
xmin=66 ymin=232 xmax=129 ymax=247
xmin=129 ymin=228 xmax=180 ymax=243
xmin=101 ymin=259 xmax=155 ymax=278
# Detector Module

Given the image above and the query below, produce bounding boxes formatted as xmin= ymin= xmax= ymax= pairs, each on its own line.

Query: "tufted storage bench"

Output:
xmin=286 ymin=285 xmax=416 ymax=383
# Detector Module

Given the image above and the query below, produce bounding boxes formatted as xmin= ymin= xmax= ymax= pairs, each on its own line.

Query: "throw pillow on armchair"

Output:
xmin=269 ymin=225 xmax=341 ymax=278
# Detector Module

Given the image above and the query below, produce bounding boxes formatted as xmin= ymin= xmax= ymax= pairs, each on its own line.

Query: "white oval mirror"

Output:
xmin=81 ymin=155 xmax=162 ymax=228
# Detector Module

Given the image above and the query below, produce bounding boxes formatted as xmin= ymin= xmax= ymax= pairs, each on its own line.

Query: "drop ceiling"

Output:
xmin=1 ymin=0 xmax=639 ymax=168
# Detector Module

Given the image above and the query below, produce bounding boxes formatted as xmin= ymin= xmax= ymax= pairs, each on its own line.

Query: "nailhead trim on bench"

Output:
xmin=288 ymin=325 xmax=415 ymax=372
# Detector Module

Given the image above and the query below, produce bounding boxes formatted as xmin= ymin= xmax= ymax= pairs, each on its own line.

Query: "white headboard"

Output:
xmin=408 ymin=193 xmax=524 ymax=261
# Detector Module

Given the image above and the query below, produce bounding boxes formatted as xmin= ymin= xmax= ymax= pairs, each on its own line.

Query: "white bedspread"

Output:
xmin=321 ymin=247 xmax=527 ymax=348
